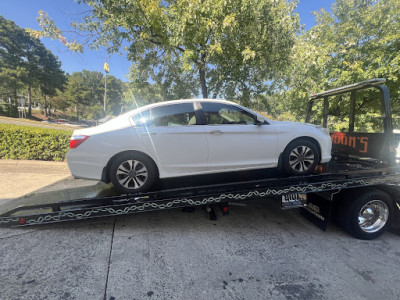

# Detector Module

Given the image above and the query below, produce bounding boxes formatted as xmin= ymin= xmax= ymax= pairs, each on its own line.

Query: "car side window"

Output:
xmin=201 ymin=102 xmax=256 ymax=125
xmin=151 ymin=103 xmax=197 ymax=127
xmin=133 ymin=103 xmax=197 ymax=127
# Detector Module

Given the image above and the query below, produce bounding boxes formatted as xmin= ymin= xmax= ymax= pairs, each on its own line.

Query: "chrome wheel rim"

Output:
xmin=116 ymin=160 xmax=148 ymax=190
xmin=358 ymin=200 xmax=389 ymax=233
xmin=289 ymin=146 xmax=315 ymax=173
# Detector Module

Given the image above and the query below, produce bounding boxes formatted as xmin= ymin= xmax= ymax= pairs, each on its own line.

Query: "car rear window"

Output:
xmin=132 ymin=103 xmax=197 ymax=127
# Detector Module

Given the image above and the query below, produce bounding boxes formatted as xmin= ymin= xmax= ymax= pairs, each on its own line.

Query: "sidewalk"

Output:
xmin=0 ymin=159 xmax=71 ymax=200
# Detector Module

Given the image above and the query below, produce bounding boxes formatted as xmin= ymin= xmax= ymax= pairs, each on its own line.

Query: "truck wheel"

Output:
xmin=110 ymin=153 xmax=157 ymax=194
xmin=339 ymin=188 xmax=392 ymax=240
xmin=282 ymin=139 xmax=320 ymax=176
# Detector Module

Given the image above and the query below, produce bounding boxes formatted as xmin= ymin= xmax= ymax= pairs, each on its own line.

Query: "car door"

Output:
xmin=200 ymin=101 xmax=278 ymax=171
xmin=133 ymin=102 xmax=209 ymax=177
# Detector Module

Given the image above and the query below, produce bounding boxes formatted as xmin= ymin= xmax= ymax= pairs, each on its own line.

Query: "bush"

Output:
xmin=0 ymin=103 xmax=18 ymax=118
xmin=0 ymin=124 xmax=72 ymax=161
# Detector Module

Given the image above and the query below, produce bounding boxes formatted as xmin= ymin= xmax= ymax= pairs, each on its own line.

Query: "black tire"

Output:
xmin=337 ymin=188 xmax=392 ymax=240
xmin=282 ymin=139 xmax=320 ymax=176
xmin=109 ymin=152 xmax=158 ymax=194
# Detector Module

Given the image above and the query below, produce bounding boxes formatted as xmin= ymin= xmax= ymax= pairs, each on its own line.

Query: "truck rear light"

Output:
xmin=70 ymin=135 xmax=90 ymax=149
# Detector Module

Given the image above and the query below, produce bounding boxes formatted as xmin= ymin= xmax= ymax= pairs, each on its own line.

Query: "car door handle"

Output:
xmin=140 ymin=132 xmax=157 ymax=136
xmin=209 ymin=130 xmax=223 ymax=135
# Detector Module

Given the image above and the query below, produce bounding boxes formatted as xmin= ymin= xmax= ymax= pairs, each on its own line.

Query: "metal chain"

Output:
xmin=0 ymin=217 xmax=19 ymax=225
xmin=0 ymin=176 xmax=399 ymax=226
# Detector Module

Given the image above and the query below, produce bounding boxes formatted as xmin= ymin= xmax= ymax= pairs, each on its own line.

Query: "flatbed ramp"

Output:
xmin=1 ymin=166 xmax=399 ymax=230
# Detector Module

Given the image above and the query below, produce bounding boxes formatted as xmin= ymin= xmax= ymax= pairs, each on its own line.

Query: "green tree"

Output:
xmin=34 ymin=0 xmax=299 ymax=103
xmin=0 ymin=15 xmax=29 ymax=105
xmin=38 ymin=48 xmax=67 ymax=116
xmin=0 ymin=15 xmax=66 ymax=117
xmin=81 ymin=70 xmax=104 ymax=106
xmin=81 ymin=73 xmax=125 ymax=119
xmin=63 ymin=72 xmax=90 ymax=121
xmin=276 ymin=0 xmax=400 ymax=129
xmin=104 ymin=75 xmax=125 ymax=115
xmin=60 ymin=70 xmax=125 ymax=120
xmin=127 ymin=53 xmax=199 ymax=107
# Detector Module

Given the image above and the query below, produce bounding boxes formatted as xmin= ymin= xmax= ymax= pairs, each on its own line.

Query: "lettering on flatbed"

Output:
xmin=331 ymin=133 xmax=368 ymax=153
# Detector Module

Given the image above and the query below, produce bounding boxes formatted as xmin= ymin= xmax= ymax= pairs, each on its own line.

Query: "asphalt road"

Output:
xmin=0 ymin=162 xmax=400 ymax=299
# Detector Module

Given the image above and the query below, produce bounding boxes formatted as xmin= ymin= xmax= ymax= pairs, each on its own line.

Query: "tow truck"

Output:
xmin=1 ymin=79 xmax=399 ymax=240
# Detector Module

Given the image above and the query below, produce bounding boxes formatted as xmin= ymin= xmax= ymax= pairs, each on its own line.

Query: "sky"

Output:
xmin=1 ymin=0 xmax=335 ymax=82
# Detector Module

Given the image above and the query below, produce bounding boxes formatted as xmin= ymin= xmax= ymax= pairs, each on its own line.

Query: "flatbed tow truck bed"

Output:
xmin=0 ymin=161 xmax=399 ymax=238
xmin=1 ymin=79 xmax=399 ymax=240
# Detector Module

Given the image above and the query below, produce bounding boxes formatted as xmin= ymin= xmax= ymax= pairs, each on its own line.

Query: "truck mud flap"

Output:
xmin=300 ymin=192 xmax=334 ymax=231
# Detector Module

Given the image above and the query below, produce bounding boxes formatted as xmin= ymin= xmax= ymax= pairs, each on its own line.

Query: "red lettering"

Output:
xmin=360 ymin=137 xmax=368 ymax=153
xmin=340 ymin=135 xmax=348 ymax=145
xmin=348 ymin=136 xmax=356 ymax=148
xmin=331 ymin=135 xmax=341 ymax=144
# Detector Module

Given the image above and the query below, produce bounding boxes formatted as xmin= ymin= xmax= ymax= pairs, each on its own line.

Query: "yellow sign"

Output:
xmin=104 ymin=62 xmax=110 ymax=73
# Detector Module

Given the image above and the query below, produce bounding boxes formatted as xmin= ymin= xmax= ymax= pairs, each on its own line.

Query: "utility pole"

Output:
xmin=104 ymin=62 xmax=109 ymax=112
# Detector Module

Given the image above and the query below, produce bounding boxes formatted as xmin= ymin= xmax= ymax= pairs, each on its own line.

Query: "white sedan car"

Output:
xmin=67 ymin=99 xmax=332 ymax=193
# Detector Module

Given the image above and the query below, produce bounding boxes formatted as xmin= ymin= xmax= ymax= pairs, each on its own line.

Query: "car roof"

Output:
xmin=115 ymin=98 xmax=270 ymax=124
xmin=144 ymin=98 xmax=238 ymax=109
xmin=121 ymin=99 xmax=241 ymax=117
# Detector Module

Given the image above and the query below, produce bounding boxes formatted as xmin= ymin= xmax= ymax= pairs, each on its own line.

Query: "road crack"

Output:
xmin=103 ymin=216 xmax=117 ymax=300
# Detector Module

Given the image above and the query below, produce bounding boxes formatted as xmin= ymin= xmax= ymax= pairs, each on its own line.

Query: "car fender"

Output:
xmin=270 ymin=122 xmax=328 ymax=158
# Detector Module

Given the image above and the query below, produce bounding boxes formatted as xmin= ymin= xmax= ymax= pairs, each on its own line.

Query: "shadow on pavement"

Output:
xmin=0 ymin=178 xmax=116 ymax=216
xmin=0 ymin=168 xmax=282 ymax=217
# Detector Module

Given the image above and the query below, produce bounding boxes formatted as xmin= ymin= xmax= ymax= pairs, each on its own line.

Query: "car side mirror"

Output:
xmin=255 ymin=115 xmax=268 ymax=125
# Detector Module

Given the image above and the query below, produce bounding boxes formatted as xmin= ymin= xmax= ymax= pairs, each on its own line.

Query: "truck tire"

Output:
xmin=337 ymin=188 xmax=393 ymax=240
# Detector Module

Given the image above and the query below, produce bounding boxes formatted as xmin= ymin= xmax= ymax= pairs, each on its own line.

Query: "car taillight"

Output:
xmin=69 ymin=135 xmax=90 ymax=149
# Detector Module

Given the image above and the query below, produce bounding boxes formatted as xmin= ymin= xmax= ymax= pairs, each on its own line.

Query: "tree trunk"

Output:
xmin=199 ymin=53 xmax=208 ymax=98
xmin=44 ymin=95 xmax=47 ymax=117
xmin=75 ymin=103 xmax=79 ymax=121
xmin=27 ymin=86 xmax=32 ymax=117
xmin=13 ymin=89 xmax=17 ymax=107
xmin=212 ymin=81 xmax=222 ymax=99
xmin=48 ymin=96 xmax=52 ymax=117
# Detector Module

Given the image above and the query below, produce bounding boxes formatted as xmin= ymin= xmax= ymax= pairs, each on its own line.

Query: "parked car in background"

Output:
xmin=67 ymin=99 xmax=332 ymax=193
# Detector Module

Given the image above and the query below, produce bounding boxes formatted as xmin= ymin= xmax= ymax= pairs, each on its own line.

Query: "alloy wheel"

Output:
xmin=116 ymin=160 xmax=149 ymax=190
xmin=289 ymin=146 xmax=315 ymax=173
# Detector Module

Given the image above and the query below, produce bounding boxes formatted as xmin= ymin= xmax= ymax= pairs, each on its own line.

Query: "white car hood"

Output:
xmin=269 ymin=120 xmax=318 ymax=128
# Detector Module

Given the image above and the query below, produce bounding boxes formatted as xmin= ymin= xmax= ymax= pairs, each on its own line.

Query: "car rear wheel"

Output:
xmin=282 ymin=139 xmax=320 ymax=176
xmin=110 ymin=153 xmax=157 ymax=194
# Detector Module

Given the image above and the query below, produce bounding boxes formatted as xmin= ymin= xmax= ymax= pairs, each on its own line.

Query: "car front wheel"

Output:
xmin=110 ymin=153 xmax=157 ymax=194
xmin=282 ymin=139 xmax=320 ymax=176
